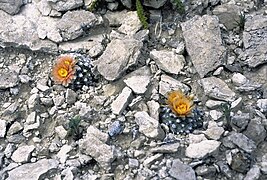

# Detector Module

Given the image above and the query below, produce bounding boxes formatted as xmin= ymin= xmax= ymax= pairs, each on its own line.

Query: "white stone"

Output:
xmin=11 ymin=145 xmax=35 ymax=163
xmin=188 ymin=134 xmax=207 ymax=144
xmin=124 ymin=75 xmax=151 ymax=94
xmin=150 ymin=50 xmax=185 ymax=74
xmin=118 ymin=11 xmax=142 ymax=36
xmin=111 ymin=87 xmax=132 ymax=115
xmin=204 ymin=121 xmax=224 ymax=140
xmin=56 ymin=145 xmax=72 ymax=164
xmin=232 ymin=73 xmax=248 ymax=86
xmin=159 ymin=74 xmax=190 ymax=96
xmin=257 ymin=99 xmax=267 ymax=112
xmin=134 ymin=111 xmax=165 ymax=139
xmin=0 ymin=119 xmax=7 ymax=137
xmin=209 ymin=110 xmax=223 ymax=121
xmin=55 ymin=126 xmax=68 ymax=139
xmin=26 ymin=112 xmax=37 ymax=124
xmin=186 ymin=140 xmax=221 ymax=159
xmin=28 ymin=94 xmax=39 ymax=109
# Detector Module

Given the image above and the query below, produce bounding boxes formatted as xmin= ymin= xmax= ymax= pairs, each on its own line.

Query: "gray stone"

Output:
xmin=143 ymin=154 xmax=163 ymax=167
xmin=104 ymin=10 xmax=128 ymax=26
xmin=7 ymin=122 xmax=23 ymax=135
xmin=36 ymin=0 xmax=52 ymax=16
xmin=159 ymin=74 xmax=190 ymax=96
xmin=97 ymin=38 xmax=143 ymax=81
xmin=121 ymin=0 xmax=132 ymax=8
xmin=48 ymin=0 xmax=83 ymax=11
xmin=59 ymin=35 xmax=105 ymax=57
xmin=57 ymin=10 xmax=98 ymax=41
xmin=186 ymin=140 xmax=221 ymax=159
xmin=80 ymin=126 xmax=115 ymax=168
xmin=169 ymin=159 xmax=196 ymax=180
xmin=0 ymin=5 xmax=57 ymax=52
xmin=195 ymin=164 xmax=217 ymax=178
xmin=244 ymin=117 xmax=266 ymax=145
xmin=56 ymin=145 xmax=72 ymax=164
xmin=0 ymin=0 xmax=23 ymax=15
xmin=150 ymin=142 xmax=180 ymax=153
xmin=7 ymin=159 xmax=59 ymax=180
xmin=227 ymin=133 xmax=256 ymax=153
xmin=209 ymin=110 xmax=223 ymax=121
xmin=118 ymin=11 xmax=142 ymax=36
xmin=128 ymin=158 xmax=139 ymax=168
xmin=0 ymin=69 xmax=19 ymax=89
xmin=206 ymin=100 xmax=225 ymax=109
xmin=230 ymin=151 xmax=251 ymax=173
xmin=124 ymin=68 xmax=151 ymax=94
xmin=150 ymin=50 xmax=185 ymax=74
xmin=231 ymin=113 xmax=250 ymax=131
xmin=232 ymin=73 xmax=248 ymax=86
xmin=200 ymin=77 xmax=236 ymax=102
xmin=212 ymin=4 xmax=242 ymax=30
xmin=181 ymin=15 xmax=225 ymax=77
xmin=257 ymin=99 xmax=267 ymax=112
xmin=11 ymin=145 xmax=35 ymax=163
xmin=18 ymin=75 xmax=31 ymax=83
xmin=147 ymin=100 xmax=160 ymax=121
xmin=204 ymin=121 xmax=224 ymax=140
xmin=0 ymin=120 xmax=7 ymax=138
xmin=134 ymin=111 xmax=165 ymax=140
xmin=243 ymin=15 xmax=267 ymax=67
xmin=143 ymin=0 xmax=167 ymax=8
xmin=111 ymin=87 xmax=132 ymax=115
xmin=244 ymin=165 xmax=261 ymax=180
xmin=55 ymin=126 xmax=68 ymax=139
xmin=65 ymin=89 xmax=77 ymax=105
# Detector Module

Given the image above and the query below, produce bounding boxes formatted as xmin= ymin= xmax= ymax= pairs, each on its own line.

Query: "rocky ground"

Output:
xmin=0 ymin=0 xmax=267 ymax=179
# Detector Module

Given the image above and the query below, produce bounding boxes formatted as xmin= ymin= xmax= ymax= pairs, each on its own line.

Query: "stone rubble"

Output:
xmin=0 ymin=0 xmax=266 ymax=179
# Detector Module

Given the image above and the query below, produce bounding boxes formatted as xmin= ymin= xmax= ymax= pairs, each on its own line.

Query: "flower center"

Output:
xmin=174 ymin=103 xmax=188 ymax=114
xmin=58 ymin=68 xmax=68 ymax=77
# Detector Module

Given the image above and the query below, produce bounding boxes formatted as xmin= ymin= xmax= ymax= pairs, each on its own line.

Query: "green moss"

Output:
xmin=88 ymin=0 xmax=100 ymax=12
xmin=173 ymin=0 xmax=185 ymax=14
xmin=67 ymin=116 xmax=83 ymax=140
xmin=136 ymin=0 xmax=149 ymax=29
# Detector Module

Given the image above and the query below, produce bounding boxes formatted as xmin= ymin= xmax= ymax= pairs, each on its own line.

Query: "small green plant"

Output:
xmin=67 ymin=116 xmax=83 ymax=140
xmin=88 ymin=0 xmax=100 ymax=12
xmin=173 ymin=0 xmax=185 ymax=14
xmin=136 ymin=0 xmax=149 ymax=29
xmin=235 ymin=12 xmax=246 ymax=31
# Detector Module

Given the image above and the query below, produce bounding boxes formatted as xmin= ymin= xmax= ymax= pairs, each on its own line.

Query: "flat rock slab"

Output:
xmin=243 ymin=15 xmax=267 ymax=67
xmin=186 ymin=140 xmax=221 ymax=159
xmin=97 ymin=38 xmax=143 ymax=81
xmin=226 ymin=132 xmax=256 ymax=153
xmin=11 ymin=145 xmax=35 ymax=163
xmin=7 ymin=159 xmax=59 ymax=180
xmin=150 ymin=50 xmax=185 ymax=74
xmin=200 ymin=77 xmax=236 ymax=102
xmin=111 ymin=87 xmax=133 ymax=115
xmin=181 ymin=15 xmax=226 ymax=77
xmin=169 ymin=159 xmax=196 ymax=180
xmin=159 ymin=74 xmax=190 ymax=96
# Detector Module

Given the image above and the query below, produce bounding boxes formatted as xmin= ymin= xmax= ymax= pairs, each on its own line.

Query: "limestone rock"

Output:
xmin=181 ymin=15 xmax=225 ymax=77
xmin=97 ymin=38 xmax=143 ymax=81
xmin=80 ymin=126 xmax=115 ymax=168
xmin=226 ymin=132 xmax=256 ymax=153
xmin=134 ymin=111 xmax=165 ymax=140
xmin=0 ymin=69 xmax=19 ymax=89
xmin=243 ymin=15 xmax=267 ymax=67
xmin=111 ymin=87 xmax=132 ymax=115
xmin=11 ymin=145 xmax=35 ymax=163
xmin=48 ymin=0 xmax=84 ymax=12
xmin=212 ymin=4 xmax=242 ymax=30
xmin=204 ymin=121 xmax=224 ymax=140
xmin=0 ymin=4 xmax=57 ymax=52
xmin=186 ymin=140 xmax=221 ymax=159
xmin=243 ymin=117 xmax=266 ymax=145
xmin=159 ymin=74 xmax=190 ymax=96
xmin=57 ymin=10 xmax=98 ymax=41
xmin=169 ymin=159 xmax=196 ymax=180
xmin=257 ymin=99 xmax=267 ymax=112
xmin=0 ymin=120 xmax=7 ymax=138
xmin=200 ymin=77 xmax=236 ymax=102
xmin=150 ymin=50 xmax=185 ymax=74
xmin=56 ymin=145 xmax=72 ymax=164
xmin=7 ymin=159 xmax=59 ymax=180
xmin=0 ymin=0 xmax=23 ymax=15
xmin=124 ymin=67 xmax=151 ymax=94
xmin=150 ymin=142 xmax=180 ymax=153
xmin=244 ymin=165 xmax=261 ymax=180
xmin=118 ymin=11 xmax=142 ymax=36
